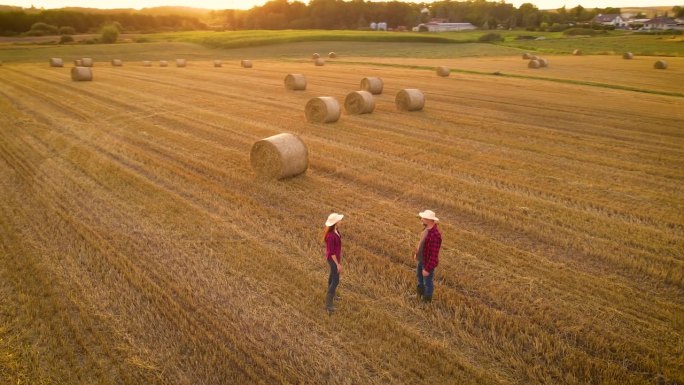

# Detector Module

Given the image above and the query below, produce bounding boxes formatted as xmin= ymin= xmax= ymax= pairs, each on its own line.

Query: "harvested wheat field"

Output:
xmin=0 ymin=57 xmax=683 ymax=385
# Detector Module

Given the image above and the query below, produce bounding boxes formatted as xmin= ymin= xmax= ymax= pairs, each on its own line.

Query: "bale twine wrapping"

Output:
xmin=436 ymin=66 xmax=450 ymax=77
xmin=623 ymin=52 xmax=633 ymax=59
xmin=81 ymin=58 xmax=93 ymax=67
xmin=395 ymin=89 xmax=425 ymax=111
xmin=71 ymin=66 xmax=93 ymax=81
xmin=73 ymin=59 xmax=82 ymax=66
xmin=111 ymin=59 xmax=123 ymax=66
xmin=654 ymin=60 xmax=668 ymax=69
xmin=305 ymin=97 xmax=340 ymax=123
xmin=160 ymin=60 xmax=168 ymax=67
xmin=312 ymin=53 xmax=320 ymax=59
xmin=214 ymin=60 xmax=222 ymax=67
xmin=143 ymin=61 xmax=152 ymax=67
xmin=241 ymin=60 xmax=252 ymax=68
xmin=176 ymin=59 xmax=186 ymax=67
xmin=522 ymin=53 xmax=531 ymax=59
xmin=328 ymin=52 xmax=337 ymax=58
xmin=360 ymin=77 xmax=383 ymax=95
xmin=250 ymin=133 xmax=308 ymax=180
xmin=50 ymin=58 xmax=64 ymax=67
xmin=538 ymin=58 xmax=549 ymax=67
xmin=344 ymin=90 xmax=375 ymax=115
xmin=284 ymin=74 xmax=307 ymax=90
xmin=572 ymin=49 xmax=582 ymax=56
xmin=314 ymin=58 xmax=325 ymax=66
xmin=528 ymin=59 xmax=540 ymax=69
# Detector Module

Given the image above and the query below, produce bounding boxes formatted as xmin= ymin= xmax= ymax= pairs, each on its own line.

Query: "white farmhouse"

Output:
xmin=413 ymin=22 xmax=476 ymax=32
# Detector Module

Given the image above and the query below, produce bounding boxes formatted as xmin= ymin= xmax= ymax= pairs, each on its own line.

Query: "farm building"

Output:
xmin=413 ymin=22 xmax=476 ymax=32
xmin=643 ymin=16 xmax=678 ymax=30
xmin=592 ymin=14 xmax=626 ymax=28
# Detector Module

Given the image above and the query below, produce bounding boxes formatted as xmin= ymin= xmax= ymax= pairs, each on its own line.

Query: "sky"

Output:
xmin=1 ymin=0 xmax=679 ymax=11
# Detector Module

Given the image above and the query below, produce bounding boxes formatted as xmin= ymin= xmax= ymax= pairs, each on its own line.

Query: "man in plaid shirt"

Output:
xmin=415 ymin=210 xmax=442 ymax=304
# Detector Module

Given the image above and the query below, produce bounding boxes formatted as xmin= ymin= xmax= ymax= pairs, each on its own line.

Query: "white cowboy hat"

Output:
xmin=325 ymin=213 xmax=344 ymax=227
xmin=418 ymin=210 xmax=439 ymax=222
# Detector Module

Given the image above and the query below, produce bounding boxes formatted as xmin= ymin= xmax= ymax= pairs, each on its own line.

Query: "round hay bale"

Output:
xmin=176 ymin=59 xmax=186 ymax=67
xmin=305 ymin=96 xmax=340 ymax=123
xmin=241 ymin=60 xmax=252 ymax=68
xmin=436 ymin=66 xmax=450 ymax=77
xmin=50 ymin=58 xmax=64 ymax=67
xmin=529 ymin=55 xmax=539 ymax=61
xmin=360 ymin=77 xmax=383 ymax=95
xmin=111 ymin=59 xmax=123 ymax=66
xmin=284 ymin=74 xmax=307 ymax=90
xmin=528 ymin=59 xmax=540 ymax=69
xmin=328 ymin=52 xmax=337 ymax=58
xmin=160 ymin=60 xmax=168 ymax=67
xmin=522 ymin=53 xmax=531 ymax=59
xmin=81 ymin=58 xmax=93 ymax=67
xmin=344 ymin=90 xmax=375 ymax=115
xmin=314 ymin=58 xmax=325 ymax=66
xmin=312 ymin=53 xmax=320 ymax=59
xmin=395 ymin=89 xmax=424 ymax=111
xmin=623 ymin=52 xmax=633 ymax=59
xmin=71 ymin=66 xmax=92 ymax=81
xmin=654 ymin=60 xmax=668 ymax=69
xmin=572 ymin=49 xmax=582 ymax=56
xmin=250 ymin=133 xmax=308 ymax=180
xmin=143 ymin=60 xmax=152 ymax=67
xmin=538 ymin=58 xmax=548 ymax=67
xmin=214 ymin=60 xmax=222 ymax=67
xmin=73 ymin=59 xmax=82 ymax=66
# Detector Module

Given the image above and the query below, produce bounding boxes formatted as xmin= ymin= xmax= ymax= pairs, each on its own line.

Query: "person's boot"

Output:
xmin=325 ymin=292 xmax=335 ymax=314
xmin=415 ymin=285 xmax=424 ymax=299
xmin=420 ymin=295 xmax=432 ymax=306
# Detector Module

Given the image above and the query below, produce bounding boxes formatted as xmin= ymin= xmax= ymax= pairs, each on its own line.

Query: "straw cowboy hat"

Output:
xmin=325 ymin=213 xmax=344 ymax=227
xmin=418 ymin=210 xmax=439 ymax=222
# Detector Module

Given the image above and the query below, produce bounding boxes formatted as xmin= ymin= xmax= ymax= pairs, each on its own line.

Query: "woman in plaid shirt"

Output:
xmin=323 ymin=213 xmax=344 ymax=314
xmin=415 ymin=210 xmax=442 ymax=304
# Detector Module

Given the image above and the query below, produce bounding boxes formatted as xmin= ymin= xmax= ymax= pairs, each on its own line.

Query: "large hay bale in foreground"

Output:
xmin=111 ymin=59 xmax=123 ymax=66
xmin=538 ymin=58 xmax=548 ymax=67
xmin=360 ymin=77 xmax=383 ymax=95
xmin=241 ymin=60 xmax=252 ymax=68
xmin=50 ymin=58 xmax=64 ymax=67
xmin=81 ymin=58 xmax=93 ymax=67
xmin=344 ymin=90 xmax=375 ymax=115
xmin=214 ymin=60 xmax=222 ymax=67
xmin=623 ymin=52 xmax=633 ymax=59
xmin=284 ymin=74 xmax=307 ymax=90
xmin=522 ymin=53 xmax=531 ymax=59
xmin=572 ymin=49 xmax=582 ymax=56
xmin=312 ymin=53 xmax=320 ymax=59
xmin=528 ymin=59 xmax=540 ymax=69
xmin=395 ymin=89 xmax=424 ymax=111
xmin=160 ymin=60 xmax=168 ymax=67
xmin=328 ymin=52 xmax=337 ymax=58
xmin=71 ymin=66 xmax=92 ymax=81
xmin=305 ymin=96 xmax=340 ymax=123
xmin=654 ymin=60 xmax=668 ymax=69
xmin=436 ymin=66 xmax=450 ymax=77
xmin=176 ymin=59 xmax=186 ymax=67
xmin=250 ymin=133 xmax=308 ymax=180
xmin=73 ymin=59 xmax=82 ymax=66
xmin=314 ymin=58 xmax=325 ymax=66
xmin=143 ymin=61 xmax=152 ymax=67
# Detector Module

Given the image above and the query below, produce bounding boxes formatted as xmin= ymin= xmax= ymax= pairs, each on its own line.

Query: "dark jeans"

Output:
xmin=326 ymin=259 xmax=339 ymax=308
xmin=416 ymin=261 xmax=435 ymax=299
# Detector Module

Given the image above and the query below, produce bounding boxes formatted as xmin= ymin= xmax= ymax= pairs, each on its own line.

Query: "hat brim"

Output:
xmin=325 ymin=214 xmax=344 ymax=227
xmin=418 ymin=212 xmax=439 ymax=222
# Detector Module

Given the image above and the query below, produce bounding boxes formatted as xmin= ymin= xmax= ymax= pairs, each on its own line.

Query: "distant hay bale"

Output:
xmin=160 ymin=60 xmax=168 ymax=67
xmin=522 ymin=53 xmax=531 ymax=59
xmin=81 ymin=58 xmax=93 ymax=67
xmin=572 ymin=49 xmax=582 ymax=56
xmin=528 ymin=59 xmax=540 ymax=69
xmin=436 ymin=66 xmax=450 ymax=77
xmin=328 ymin=52 xmax=337 ymax=58
xmin=305 ymin=96 xmax=340 ymax=123
xmin=71 ymin=66 xmax=92 ymax=81
xmin=538 ymin=58 xmax=548 ymax=67
xmin=529 ymin=55 xmax=539 ymax=61
xmin=50 ymin=58 xmax=64 ymax=67
xmin=623 ymin=52 xmax=633 ymax=59
xmin=176 ymin=59 xmax=186 ymax=67
xmin=654 ymin=60 xmax=668 ymax=69
xmin=312 ymin=53 xmax=320 ymax=59
xmin=73 ymin=59 xmax=82 ymax=66
xmin=360 ymin=77 xmax=383 ymax=94
xmin=250 ymin=133 xmax=309 ymax=180
xmin=241 ymin=60 xmax=252 ymax=68
xmin=214 ymin=60 xmax=222 ymax=67
xmin=284 ymin=74 xmax=307 ymax=90
xmin=111 ymin=59 xmax=123 ymax=66
xmin=315 ymin=58 xmax=325 ymax=66
xmin=395 ymin=89 xmax=424 ymax=111
xmin=143 ymin=60 xmax=151 ymax=67
xmin=344 ymin=90 xmax=375 ymax=115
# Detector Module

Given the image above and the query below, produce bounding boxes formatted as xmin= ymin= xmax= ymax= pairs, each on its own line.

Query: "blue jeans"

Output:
xmin=326 ymin=259 xmax=339 ymax=308
xmin=416 ymin=261 xmax=435 ymax=298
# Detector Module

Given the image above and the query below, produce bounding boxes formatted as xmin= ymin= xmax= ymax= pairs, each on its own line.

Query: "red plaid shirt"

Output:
xmin=422 ymin=225 xmax=441 ymax=272
xmin=325 ymin=230 xmax=342 ymax=262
